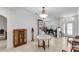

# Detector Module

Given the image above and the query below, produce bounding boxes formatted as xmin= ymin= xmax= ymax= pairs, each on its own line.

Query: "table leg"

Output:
xmin=71 ymin=48 xmax=73 ymax=52
xmin=67 ymin=37 xmax=69 ymax=46
xmin=48 ymin=40 xmax=49 ymax=47
xmin=43 ymin=40 xmax=45 ymax=50
xmin=38 ymin=40 xmax=39 ymax=48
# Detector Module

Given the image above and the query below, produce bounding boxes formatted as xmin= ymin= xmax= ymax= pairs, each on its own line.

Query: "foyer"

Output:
xmin=0 ymin=7 xmax=78 ymax=52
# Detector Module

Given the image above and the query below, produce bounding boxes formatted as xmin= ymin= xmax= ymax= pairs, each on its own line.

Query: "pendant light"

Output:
xmin=40 ymin=7 xmax=48 ymax=19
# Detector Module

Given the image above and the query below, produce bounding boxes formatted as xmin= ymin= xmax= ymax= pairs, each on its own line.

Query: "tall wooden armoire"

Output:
xmin=13 ymin=29 xmax=27 ymax=47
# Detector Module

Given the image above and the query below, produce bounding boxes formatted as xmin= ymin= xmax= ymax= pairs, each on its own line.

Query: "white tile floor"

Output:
xmin=0 ymin=37 xmax=72 ymax=52
xmin=0 ymin=40 xmax=6 ymax=50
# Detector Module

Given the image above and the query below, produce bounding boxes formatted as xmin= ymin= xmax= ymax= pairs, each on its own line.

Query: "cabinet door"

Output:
xmin=19 ymin=31 xmax=24 ymax=44
xmin=14 ymin=30 xmax=19 ymax=46
xmin=24 ymin=31 xmax=27 ymax=43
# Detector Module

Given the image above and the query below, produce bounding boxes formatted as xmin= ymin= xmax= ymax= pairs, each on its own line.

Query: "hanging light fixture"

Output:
xmin=40 ymin=7 xmax=48 ymax=19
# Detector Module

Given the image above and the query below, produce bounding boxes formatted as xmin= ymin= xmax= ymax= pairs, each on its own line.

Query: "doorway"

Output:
xmin=0 ymin=15 xmax=7 ymax=50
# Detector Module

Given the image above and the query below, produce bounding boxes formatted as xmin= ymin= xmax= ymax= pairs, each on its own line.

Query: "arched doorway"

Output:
xmin=0 ymin=15 xmax=7 ymax=50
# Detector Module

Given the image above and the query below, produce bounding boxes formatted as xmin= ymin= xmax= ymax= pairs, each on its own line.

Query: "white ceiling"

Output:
xmin=25 ymin=7 xmax=79 ymax=18
xmin=5 ymin=7 xmax=79 ymax=27
xmin=6 ymin=7 xmax=79 ymax=19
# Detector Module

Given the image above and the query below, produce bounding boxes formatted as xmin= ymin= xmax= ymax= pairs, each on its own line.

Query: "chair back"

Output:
xmin=75 ymin=36 xmax=79 ymax=39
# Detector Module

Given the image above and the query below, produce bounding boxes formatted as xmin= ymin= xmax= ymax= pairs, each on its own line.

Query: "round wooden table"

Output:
xmin=37 ymin=35 xmax=52 ymax=50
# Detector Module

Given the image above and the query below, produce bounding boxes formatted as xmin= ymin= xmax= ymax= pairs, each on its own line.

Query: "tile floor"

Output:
xmin=0 ymin=40 xmax=6 ymax=50
xmin=0 ymin=37 xmax=72 ymax=52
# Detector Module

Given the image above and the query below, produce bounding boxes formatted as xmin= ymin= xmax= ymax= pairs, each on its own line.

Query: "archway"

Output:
xmin=0 ymin=15 xmax=7 ymax=50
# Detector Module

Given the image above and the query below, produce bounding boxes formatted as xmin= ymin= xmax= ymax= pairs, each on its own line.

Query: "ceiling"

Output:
xmin=6 ymin=7 xmax=79 ymax=20
xmin=5 ymin=7 xmax=79 ymax=26
xmin=25 ymin=7 xmax=79 ymax=18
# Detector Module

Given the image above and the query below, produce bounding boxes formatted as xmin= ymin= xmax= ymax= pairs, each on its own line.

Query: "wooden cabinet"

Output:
xmin=13 ymin=29 xmax=27 ymax=47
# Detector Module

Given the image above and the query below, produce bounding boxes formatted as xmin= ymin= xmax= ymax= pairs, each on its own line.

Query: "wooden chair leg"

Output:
xmin=71 ymin=49 xmax=73 ymax=52
xmin=71 ymin=47 xmax=73 ymax=52
xmin=38 ymin=40 xmax=39 ymax=48
xmin=48 ymin=40 xmax=49 ymax=47
xmin=43 ymin=40 xmax=45 ymax=50
xmin=62 ymin=50 xmax=67 ymax=52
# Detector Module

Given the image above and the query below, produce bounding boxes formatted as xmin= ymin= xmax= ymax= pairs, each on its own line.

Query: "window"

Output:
xmin=67 ymin=23 xmax=73 ymax=35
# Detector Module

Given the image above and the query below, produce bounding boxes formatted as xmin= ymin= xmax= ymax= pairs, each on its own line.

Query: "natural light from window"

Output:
xmin=67 ymin=23 xmax=73 ymax=35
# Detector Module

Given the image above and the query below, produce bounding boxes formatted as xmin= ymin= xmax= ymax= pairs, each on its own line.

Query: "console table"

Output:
xmin=37 ymin=35 xmax=52 ymax=50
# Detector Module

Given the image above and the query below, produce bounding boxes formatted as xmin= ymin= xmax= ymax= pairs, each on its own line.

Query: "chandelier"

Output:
xmin=40 ymin=7 xmax=48 ymax=19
